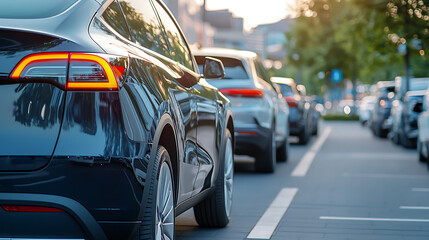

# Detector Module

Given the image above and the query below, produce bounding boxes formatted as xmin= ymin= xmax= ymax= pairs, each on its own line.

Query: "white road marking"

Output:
xmin=247 ymin=188 xmax=298 ymax=239
xmin=342 ymin=173 xmax=429 ymax=179
xmin=320 ymin=216 xmax=429 ymax=223
xmin=400 ymin=206 xmax=429 ymax=210
xmin=291 ymin=127 xmax=332 ymax=177
xmin=412 ymin=188 xmax=429 ymax=192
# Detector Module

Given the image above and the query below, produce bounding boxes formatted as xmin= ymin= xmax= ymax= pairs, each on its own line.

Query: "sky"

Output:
xmin=196 ymin=0 xmax=297 ymax=31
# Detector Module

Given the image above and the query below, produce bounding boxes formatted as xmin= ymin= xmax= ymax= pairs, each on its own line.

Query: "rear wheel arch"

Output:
xmin=226 ymin=111 xmax=234 ymax=151
xmin=142 ymin=113 xmax=179 ymax=211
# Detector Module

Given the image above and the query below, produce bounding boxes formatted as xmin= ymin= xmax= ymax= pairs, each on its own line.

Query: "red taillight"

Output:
xmin=2 ymin=205 xmax=64 ymax=213
xmin=10 ymin=52 xmax=126 ymax=91
xmin=235 ymin=131 xmax=258 ymax=136
xmin=10 ymin=52 xmax=69 ymax=81
xmin=220 ymin=89 xmax=264 ymax=98
xmin=285 ymin=96 xmax=298 ymax=107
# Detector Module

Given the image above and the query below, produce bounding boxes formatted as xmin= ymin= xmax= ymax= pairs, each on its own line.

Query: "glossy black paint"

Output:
xmin=0 ymin=0 xmax=233 ymax=239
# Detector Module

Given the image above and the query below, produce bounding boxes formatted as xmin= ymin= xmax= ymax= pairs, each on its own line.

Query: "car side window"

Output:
xmin=254 ymin=58 xmax=276 ymax=88
xmin=254 ymin=58 xmax=270 ymax=82
xmin=152 ymin=1 xmax=195 ymax=71
xmin=118 ymin=0 xmax=169 ymax=56
xmin=101 ymin=0 xmax=131 ymax=40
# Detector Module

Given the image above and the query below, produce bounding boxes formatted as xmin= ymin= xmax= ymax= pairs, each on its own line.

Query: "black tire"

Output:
xmin=312 ymin=122 xmax=318 ymax=136
xmin=298 ymin=127 xmax=309 ymax=145
xmin=375 ymin=126 xmax=388 ymax=138
xmin=140 ymin=146 xmax=175 ymax=240
xmin=400 ymin=128 xmax=417 ymax=149
xmin=392 ymin=130 xmax=400 ymax=145
xmin=255 ymin=126 xmax=276 ymax=173
xmin=194 ymin=130 xmax=233 ymax=228
xmin=418 ymin=141 xmax=427 ymax=162
xmin=276 ymin=137 xmax=289 ymax=162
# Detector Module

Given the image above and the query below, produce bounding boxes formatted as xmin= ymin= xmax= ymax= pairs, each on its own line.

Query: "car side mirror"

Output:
xmin=204 ymin=57 xmax=225 ymax=79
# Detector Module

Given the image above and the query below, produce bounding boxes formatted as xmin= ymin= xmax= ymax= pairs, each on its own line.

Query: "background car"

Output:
xmin=358 ymin=96 xmax=376 ymax=126
xmin=195 ymin=48 xmax=290 ymax=172
xmin=271 ymin=77 xmax=313 ymax=144
xmin=309 ymin=95 xmax=323 ymax=135
xmin=390 ymin=77 xmax=429 ymax=148
xmin=0 ymin=0 xmax=234 ymax=239
xmin=369 ymin=81 xmax=396 ymax=137
xmin=418 ymin=89 xmax=429 ymax=162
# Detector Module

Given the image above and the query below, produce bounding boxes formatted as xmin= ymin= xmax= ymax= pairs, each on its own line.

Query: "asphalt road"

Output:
xmin=176 ymin=121 xmax=429 ymax=240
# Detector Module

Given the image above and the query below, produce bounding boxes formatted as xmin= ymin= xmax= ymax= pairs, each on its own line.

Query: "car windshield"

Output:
xmin=278 ymin=84 xmax=294 ymax=97
xmin=195 ymin=56 xmax=249 ymax=79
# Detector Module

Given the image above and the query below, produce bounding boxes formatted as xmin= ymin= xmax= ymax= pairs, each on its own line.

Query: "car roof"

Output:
xmin=271 ymin=77 xmax=295 ymax=86
xmin=406 ymin=90 xmax=427 ymax=97
xmin=377 ymin=81 xmax=395 ymax=88
xmin=194 ymin=48 xmax=258 ymax=60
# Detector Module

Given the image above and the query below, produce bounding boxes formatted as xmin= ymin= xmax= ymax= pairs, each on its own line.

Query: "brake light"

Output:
xmin=10 ymin=52 xmax=126 ymax=91
xmin=220 ymin=89 xmax=264 ymax=98
xmin=2 ymin=205 xmax=64 ymax=213
xmin=10 ymin=53 xmax=68 ymax=82
xmin=379 ymin=99 xmax=386 ymax=107
xmin=285 ymin=96 xmax=298 ymax=107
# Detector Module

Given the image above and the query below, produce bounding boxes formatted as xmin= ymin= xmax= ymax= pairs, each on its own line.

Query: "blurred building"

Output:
xmin=247 ymin=18 xmax=294 ymax=60
xmin=164 ymin=0 xmax=294 ymax=61
xmin=203 ymin=9 xmax=246 ymax=49
xmin=163 ymin=0 xmax=208 ymax=46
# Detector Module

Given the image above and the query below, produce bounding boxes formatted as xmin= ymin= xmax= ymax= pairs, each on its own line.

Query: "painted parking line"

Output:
xmin=412 ymin=188 xmax=429 ymax=192
xmin=400 ymin=206 xmax=429 ymax=210
xmin=320 ymin=216 xmax=429 ymax=223
xmin=342 ymin=173 xmax=429 ymax=179
xmin=247 ymin=188 xmax=298 ymax=239
xmin=291 ymin=127 xmax=332 ymax=177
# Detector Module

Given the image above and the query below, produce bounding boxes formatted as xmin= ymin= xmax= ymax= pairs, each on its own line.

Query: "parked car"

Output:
xmin=358 ymin=96 xmax=376 ymax=126
xmin=309 ymin=95 xmax=323 ymax=135
xmin=271 ymin=77 xmax=313 ymax=144
xmin=0 ymin=0 xmax=234 ymax=239
xmin=369 ymin=81 xmax=395 ymax=137
xmin=418 ymin=89 xmax=429 ymax=162
xmin=195 ymin=48 xmax=290 ymax=172
xmin=390 ymin=77 xmax=429 ymax=148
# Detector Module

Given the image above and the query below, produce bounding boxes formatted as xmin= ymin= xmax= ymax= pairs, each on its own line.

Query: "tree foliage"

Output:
xmin=285 ymin=0 xmax=429 ymax=94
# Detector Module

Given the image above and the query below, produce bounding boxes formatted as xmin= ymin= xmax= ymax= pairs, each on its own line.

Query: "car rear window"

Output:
xmin=0 ymin=0 xmax=78 ymax=19
xmin=195 ymin=56 xmax=249 ymax=79
xmin=278 ymin=84 xmax=294 ymax=96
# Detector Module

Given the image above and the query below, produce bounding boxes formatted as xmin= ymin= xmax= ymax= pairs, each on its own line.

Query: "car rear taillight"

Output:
xmin=10 ymin=53 xmax=69 ymax=84
xmin=10 ymin=52 xmax=127 ymax=91
xmin=285 ymin=96 xmax=298 ymax=107
xmin=2 ymin=205 xmax=65 ymax=213
xmin=220 ymin=89 xmax=264 ymax=98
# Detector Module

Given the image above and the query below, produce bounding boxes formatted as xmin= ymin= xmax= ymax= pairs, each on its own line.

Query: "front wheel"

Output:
xmin=140 ymin=146 xmax=175 ymax=240
xmin=194 ymin=130 xmax=233 ymax=227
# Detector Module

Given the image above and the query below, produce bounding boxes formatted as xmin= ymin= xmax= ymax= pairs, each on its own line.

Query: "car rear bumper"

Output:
xmin=234 ymin=124 xmax=271 ymax=156
xmin=0 ymin=193 xmax=107 ymax=240
xmin=289 ymin=121 xmax=305 ymax=136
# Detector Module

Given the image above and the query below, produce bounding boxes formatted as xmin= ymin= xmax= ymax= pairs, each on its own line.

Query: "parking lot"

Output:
xmin=176 ymin=121 xmax=429 ymax=240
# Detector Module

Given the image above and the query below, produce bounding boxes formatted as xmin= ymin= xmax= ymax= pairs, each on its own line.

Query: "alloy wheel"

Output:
xmin=155 ymin=162 xmax=174 ymax=240
xmin=224 ymin=137 xmax=233 ymax=218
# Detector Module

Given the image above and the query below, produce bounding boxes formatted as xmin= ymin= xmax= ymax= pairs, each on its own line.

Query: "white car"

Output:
xmin=194 ymin=48 xmax=290 ymax=173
